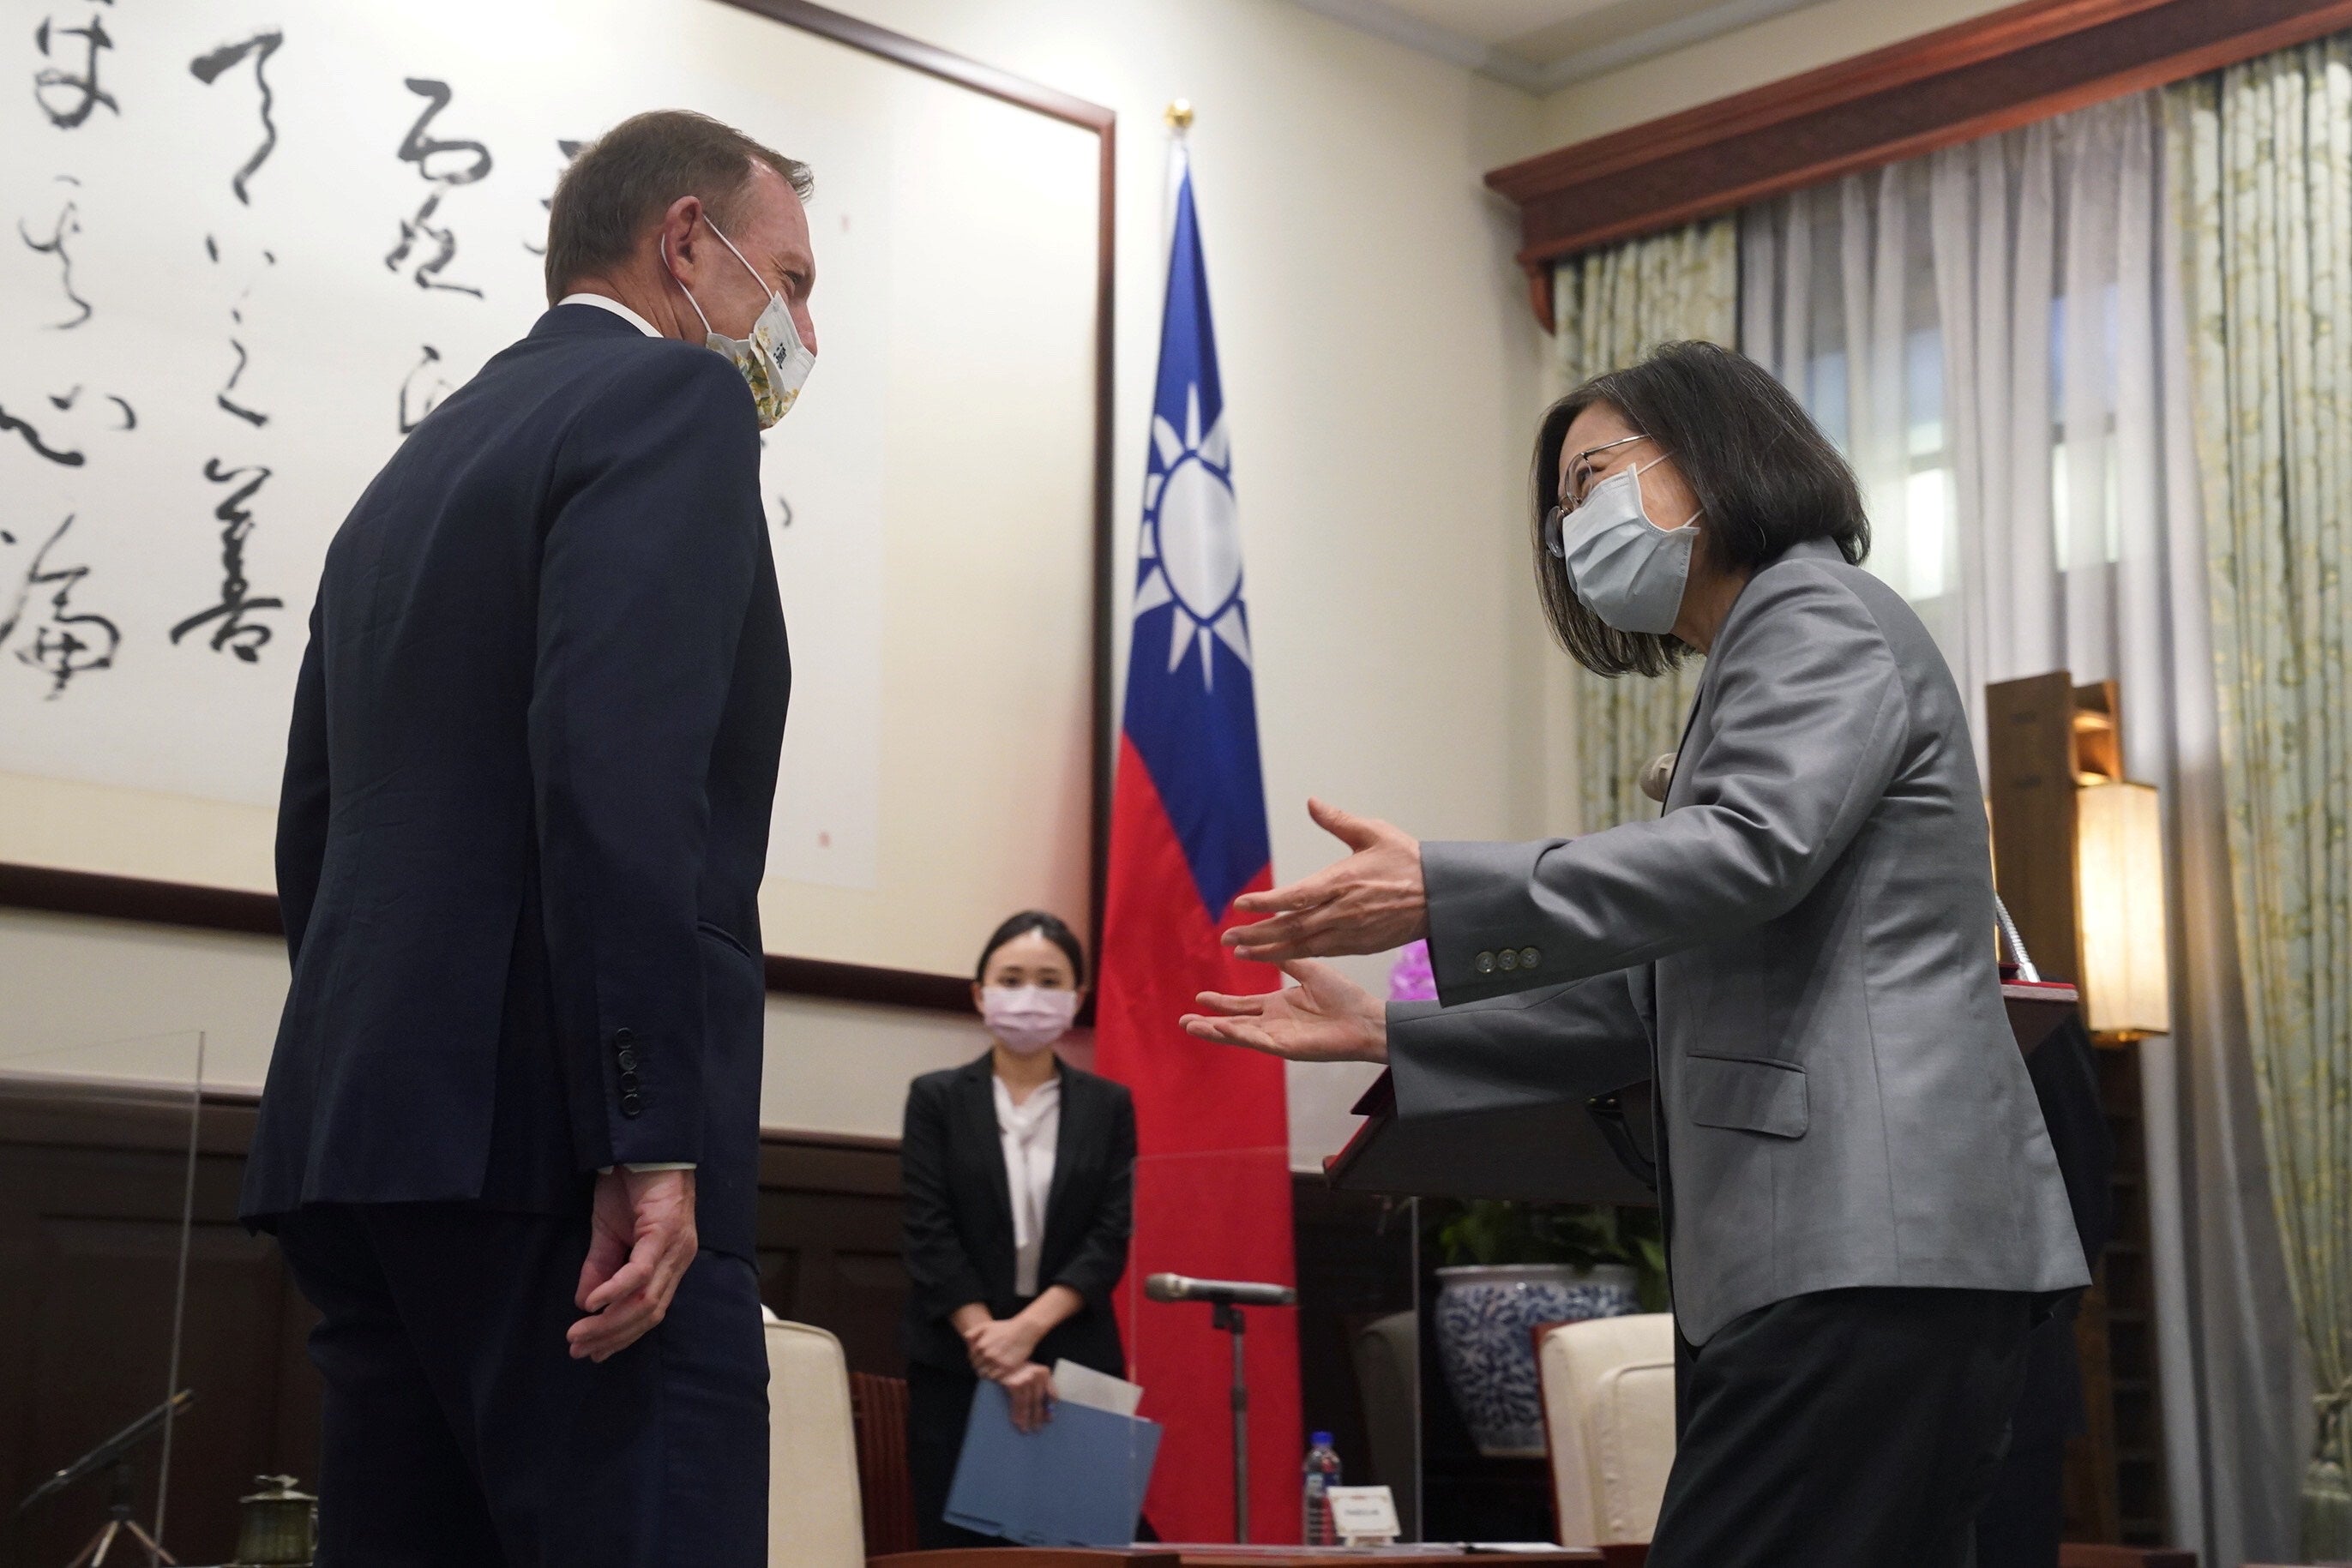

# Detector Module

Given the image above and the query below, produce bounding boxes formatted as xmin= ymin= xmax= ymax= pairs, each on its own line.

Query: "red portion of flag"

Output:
xmin=1096 ymin=735 xmax=1301 ymax=1543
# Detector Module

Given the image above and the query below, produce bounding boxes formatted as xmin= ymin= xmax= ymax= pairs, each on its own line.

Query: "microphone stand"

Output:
xmin=9 ymin=1389 xmax=194 ymax=1568
xmin=1145 ymin=1275 xmax=1293 ymax=1545
xmin=1212 ymin=1301 xmax=1249 ymax=1544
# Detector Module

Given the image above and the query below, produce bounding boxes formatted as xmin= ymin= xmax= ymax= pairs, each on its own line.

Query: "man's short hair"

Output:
xmin=544 ymin=110 xmax=812 ymax=304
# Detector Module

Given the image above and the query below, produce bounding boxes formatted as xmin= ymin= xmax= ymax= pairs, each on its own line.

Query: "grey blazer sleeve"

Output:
xmin=1426 ymin=566 xmax=1910 ymax=1006
xmin=1388 ymin=968 xmax=1651 ymax=1120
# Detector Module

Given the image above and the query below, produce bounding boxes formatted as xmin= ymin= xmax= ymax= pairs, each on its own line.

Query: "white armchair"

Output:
xmin=1537 ymin=1313 xmax=1677 ymax=1547
xmin=765 ymin=1313 xmax=866 ymax=1568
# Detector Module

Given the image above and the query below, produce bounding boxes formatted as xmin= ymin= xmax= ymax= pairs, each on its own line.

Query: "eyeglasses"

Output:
xmin=1543 ymin=433 xmax=1652 ymax=557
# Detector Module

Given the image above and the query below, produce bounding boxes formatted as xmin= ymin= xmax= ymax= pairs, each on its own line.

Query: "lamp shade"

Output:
xmin=2075 ymin=778 xmax=2170 ymax=1037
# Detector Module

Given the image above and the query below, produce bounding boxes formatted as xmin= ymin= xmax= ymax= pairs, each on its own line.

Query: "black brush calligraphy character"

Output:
xmin=171 ymin=459 xmax=282 ymax=661
xmin=19 ymin=197 xmax=92 ymax=328
xmin=217 ymin=339 xmax=268 ymax=426
xmin=386 ymin=78 xmax=492 ymax=297
xmin=106 ymin=394 xmax=134 ymax=430
xmin=189 ymin=29 xmax=285 ymax=205
xmin=208 ymin=246 xmax=277 ymax=425
xmin=32 ymin=11 xmax=116 ymax=129
xmin=397 ymin=345 xmax=455 ymax=434
xmin=522 ymin=137 xmax=585 ymax=255
xmin=0 ymin=514 xmax=119 ymax=697
xmin=0 ymin=402 xmax=84 ymax=465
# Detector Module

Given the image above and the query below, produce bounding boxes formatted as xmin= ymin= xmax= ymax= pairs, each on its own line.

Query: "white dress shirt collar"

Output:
xmin=556 ymin=291 xmax=660 ymax=338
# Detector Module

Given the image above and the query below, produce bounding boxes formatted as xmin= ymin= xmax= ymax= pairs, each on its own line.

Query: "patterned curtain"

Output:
xmin=2171 ymin=40 xmax=2352 ymax=1557
xmin=1551 ymin=219 xmax=1736 ymax=830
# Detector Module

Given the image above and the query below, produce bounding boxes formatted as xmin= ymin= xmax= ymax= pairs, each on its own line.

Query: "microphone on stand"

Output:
xmin=1142 ymin=1272 xmax=1296 ymax=1541
xmin=1143 ymin=1271 xmax=1297 ymax=1307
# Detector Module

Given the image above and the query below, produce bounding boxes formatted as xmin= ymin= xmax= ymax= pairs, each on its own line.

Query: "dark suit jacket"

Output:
xmin=239 ymin=303 xmax=791 ymax=1263
xmin=899 ymin=1054 xmax=1135 ymax=1374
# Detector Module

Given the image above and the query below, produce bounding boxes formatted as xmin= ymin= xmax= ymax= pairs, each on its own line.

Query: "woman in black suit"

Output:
xmin=899 ymin=910 xmax=1136 ymax=1549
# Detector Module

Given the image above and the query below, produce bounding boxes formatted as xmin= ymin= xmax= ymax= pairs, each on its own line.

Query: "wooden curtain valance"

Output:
xmin=1488 ymin=0 xmax=2352 ymax=327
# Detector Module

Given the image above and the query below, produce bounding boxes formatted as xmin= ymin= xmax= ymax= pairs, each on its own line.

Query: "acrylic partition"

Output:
xmin=1117 ymin=1146 xmax=1422 ymax=1548
xmin=0 ymin=1029 xmax=214 ymax=1564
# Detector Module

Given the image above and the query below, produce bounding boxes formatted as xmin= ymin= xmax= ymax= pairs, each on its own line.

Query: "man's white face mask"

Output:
xmin=668 ymin=217 xmax=814 ymax=429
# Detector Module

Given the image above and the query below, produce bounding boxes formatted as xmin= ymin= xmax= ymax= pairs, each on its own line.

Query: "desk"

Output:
xmin=1167 ymin=1548 xmax=1602 ymax=1566
xmin=869 ymin=1547 xmax=1606 ymax=1568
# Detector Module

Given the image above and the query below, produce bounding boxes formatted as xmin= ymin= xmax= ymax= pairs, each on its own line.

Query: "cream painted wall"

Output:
xmin=0 ymin=0 xmax=1561 ymax=1171
xmin=1531 ymin=0 xmax=2023 ymax=150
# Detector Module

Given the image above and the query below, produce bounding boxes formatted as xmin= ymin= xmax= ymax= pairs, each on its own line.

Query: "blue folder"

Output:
xmin=943 ymin=1379 xmax=1163 ymax=1546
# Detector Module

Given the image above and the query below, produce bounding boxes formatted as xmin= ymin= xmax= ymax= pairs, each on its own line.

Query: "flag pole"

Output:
xmin=1163 ymin=99 xmax=1193 ymax=255
xmin=1160 ymin=99 xmax=1251 ymax=1547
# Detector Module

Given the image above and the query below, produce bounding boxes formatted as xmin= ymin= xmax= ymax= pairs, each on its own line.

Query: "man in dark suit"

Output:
xmin=240 ymin=110 xmax=815 ymax=1565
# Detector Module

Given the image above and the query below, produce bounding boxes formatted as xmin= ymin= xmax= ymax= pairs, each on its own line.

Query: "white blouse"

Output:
xmin=992 ymin=1074 xmax=1061 ymax=1299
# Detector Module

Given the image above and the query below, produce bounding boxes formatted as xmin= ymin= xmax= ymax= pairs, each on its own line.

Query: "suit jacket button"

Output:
xmin=1474 ymin=952 xmax=1495 ymax=975
xmin=1520 ymin=947 xmax=1540 ymax=969
xmin=618 ymin=1071 xmax=640 ymax=1093
xmin=617 ymin=1048 xmax=639 ymax=1072
xmin=620 ymin=1092 xmax=644 ymax=1119
xmin=613 ymin=1027 xmax=636 ymax=1047
xmin=1498 ymin=949 xmax=1519 ymax=970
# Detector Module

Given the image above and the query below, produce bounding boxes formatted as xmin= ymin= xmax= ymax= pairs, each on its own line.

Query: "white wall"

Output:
xmin=0 ymin=0 xmax=1558 ymax=1168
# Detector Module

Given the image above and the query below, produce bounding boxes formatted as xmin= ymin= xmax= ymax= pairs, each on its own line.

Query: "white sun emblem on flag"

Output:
xmin=1134 ymin=382 xmax=1250 ymax=690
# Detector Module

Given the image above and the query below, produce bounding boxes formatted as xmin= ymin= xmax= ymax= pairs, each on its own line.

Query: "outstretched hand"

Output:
xmin=1181 ymin=959 xmax=1387 ymax=1063
xmin=1223 ymin=799 xmax=1426 ymax=964
xmin=570 ymin=1167 xmax=698 ymax=1362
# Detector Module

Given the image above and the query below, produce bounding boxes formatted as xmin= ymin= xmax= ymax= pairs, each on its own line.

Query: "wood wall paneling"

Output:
xmin=0 ymin=1080 xmax=913 ymax=1564
xmin=1487 ymin=0 xmax=2352 ymax=322
xmin=0 ymin=1080 xmax=1432 ymax=1561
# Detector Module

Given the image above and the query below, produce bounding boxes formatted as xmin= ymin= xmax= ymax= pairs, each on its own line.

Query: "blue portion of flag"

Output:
xmin=1121 ymin=159 xmax=1271 ymax=921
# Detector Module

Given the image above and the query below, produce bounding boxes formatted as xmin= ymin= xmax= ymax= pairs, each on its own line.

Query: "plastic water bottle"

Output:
xmin=1302 ymin=1430 xmax=1342 ymax=1545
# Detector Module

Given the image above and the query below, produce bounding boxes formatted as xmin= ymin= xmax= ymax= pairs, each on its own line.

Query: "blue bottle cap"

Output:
xmin=1311 ymin=1431 xmax=1333 ymax=1447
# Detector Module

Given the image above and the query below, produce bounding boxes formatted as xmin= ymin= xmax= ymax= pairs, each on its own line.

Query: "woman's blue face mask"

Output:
xmin=1549 ymin=455 xmax=1701 ymax=635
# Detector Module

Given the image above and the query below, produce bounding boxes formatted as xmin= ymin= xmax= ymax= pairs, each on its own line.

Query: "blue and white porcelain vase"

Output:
xmin=1433 ymin=1262 xmax=1639 ymax=1457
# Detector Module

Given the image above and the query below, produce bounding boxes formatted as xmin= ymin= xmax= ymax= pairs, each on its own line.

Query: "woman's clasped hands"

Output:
xmin=960 ymin=1313 xmax=1054 ymax=1433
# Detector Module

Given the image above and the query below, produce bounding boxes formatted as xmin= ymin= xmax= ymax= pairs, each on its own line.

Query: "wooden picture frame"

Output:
xmin=0 ymin=0 xmax=1116 ymax=1016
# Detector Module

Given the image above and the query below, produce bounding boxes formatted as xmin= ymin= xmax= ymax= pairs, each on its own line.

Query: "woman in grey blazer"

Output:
xmin=1182 ymin=341 xmax=2087 ymax=1568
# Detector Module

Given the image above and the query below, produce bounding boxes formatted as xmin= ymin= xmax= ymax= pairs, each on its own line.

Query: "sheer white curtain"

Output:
xmin=1740 ymin=92 xmax=2304 ymax=1566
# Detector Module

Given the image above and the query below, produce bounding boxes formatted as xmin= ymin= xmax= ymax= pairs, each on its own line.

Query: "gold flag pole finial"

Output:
xmin=1164 ymin=99 xmax=1194 ymax=132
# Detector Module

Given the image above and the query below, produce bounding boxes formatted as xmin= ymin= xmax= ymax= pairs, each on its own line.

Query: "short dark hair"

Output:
xmin=976 ymin=910 xmax=1086 ymax=988
xmin=1531 ymin=339 xmax=1870 ymax=677
xmin=544 ymin=110 xmax=812 ymax=304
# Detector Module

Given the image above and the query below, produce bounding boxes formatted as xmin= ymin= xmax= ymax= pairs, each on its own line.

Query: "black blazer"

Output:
xmin=239 ymin=304 xmax=791 ymax=1263
xmin=899 ymin=1054 xmax=1135 ymax=1374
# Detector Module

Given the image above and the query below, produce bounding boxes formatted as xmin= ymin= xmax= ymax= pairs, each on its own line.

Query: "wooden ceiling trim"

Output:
xmin=1489 ymin=0 xmax=2352 ymax=322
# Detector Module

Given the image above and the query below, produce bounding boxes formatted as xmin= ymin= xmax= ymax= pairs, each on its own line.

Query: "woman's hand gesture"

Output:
xmin=1180 ymin=959 xmax=1388 ymax=1063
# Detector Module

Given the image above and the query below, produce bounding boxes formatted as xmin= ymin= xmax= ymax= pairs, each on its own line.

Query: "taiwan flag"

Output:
xmin=1094 ymin=145 xmax=1301 ymax=1543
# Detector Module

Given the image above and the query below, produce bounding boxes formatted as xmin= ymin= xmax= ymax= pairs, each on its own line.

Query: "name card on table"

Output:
xmin=1326 ymin=1485 xmax=1401 ymax=1545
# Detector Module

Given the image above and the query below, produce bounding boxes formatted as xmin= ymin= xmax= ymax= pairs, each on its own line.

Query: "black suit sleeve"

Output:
xmin=1050 ymin=1084 xmax=1135 ymax=1306
xmin=528 ymin=346 xmax=763 ymax=1168
xmin=274 ymin=599 xmax=330 ymax=966
xmin=900 ymin=1077 xmax=992 ymax=1322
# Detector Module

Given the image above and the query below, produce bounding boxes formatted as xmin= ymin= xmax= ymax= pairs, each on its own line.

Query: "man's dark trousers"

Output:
xmin=277 ymin=1205 xmax=767 ymax=1565
xmin=1648 ymin=1286 xmax=2035 ymax=1568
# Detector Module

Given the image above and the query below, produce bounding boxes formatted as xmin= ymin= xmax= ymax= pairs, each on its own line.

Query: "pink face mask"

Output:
xmin=982 ymin=986 xmax=1080 ymax=1054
